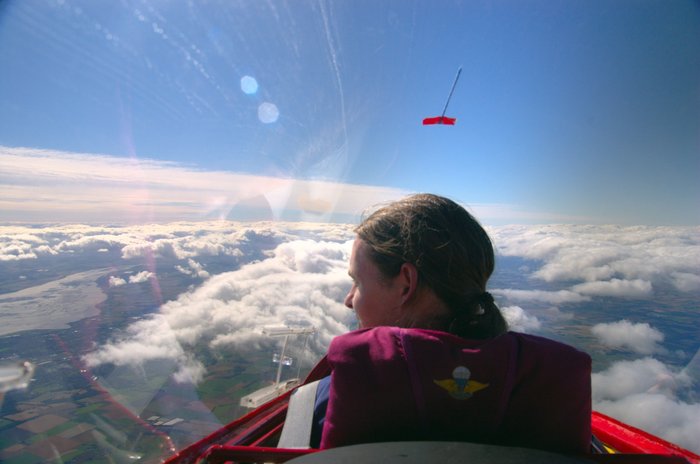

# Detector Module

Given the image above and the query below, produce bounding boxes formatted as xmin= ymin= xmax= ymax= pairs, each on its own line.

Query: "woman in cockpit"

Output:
xmin=296 ymin=193 xmax=591 ymax=453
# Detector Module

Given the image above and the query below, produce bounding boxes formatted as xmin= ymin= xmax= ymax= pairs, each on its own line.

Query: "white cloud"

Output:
xmin=491 ymin=224 xmax=700 ymax=297
xmin=593 ymin=358 xmax=682 ymax=401
xmin=591 ymin=320 xmax=665 ymax=355
xmin=501 ymin=305 xmax=541 ymax=332
xmin=0 ymin=233 xmax=49 ymax=260
xmin=670 ymin=272 xmax=700 ymax=292
xmin=128 ymin=271 xmax=154 ymax=284
xmin=592 ymin=357 xmax=699 ymax=453
xmin=183 ymin=259 xmax=209 ymax=279
xmin=172 ymin=359 xmax=207 ymax=384
xmin=109 ymin=276 xmax=127 ymax=287
xmin=596 ymin=394 xmax=700 ymax=454
xmin=0 ymin=221 xmax=356 ymax=347
xmin=572 ymin=278 xmax=653 ymax=298
xmin=119 ymin=228 xmax=247 ymax=261
xmin=83 ymin=238 xmax=356 ymax=383
xmin=0 ymin=221 xmax=355 ymax=267
xmin=175 ymin=265 xmax=193 ymax=276
xmin=0 ymin=145 xmax=409 ymax=223
xmin=0 ymin=244 xmax=36 ymax=261
xmin=84 ymin=317 xmax=188 ymax=365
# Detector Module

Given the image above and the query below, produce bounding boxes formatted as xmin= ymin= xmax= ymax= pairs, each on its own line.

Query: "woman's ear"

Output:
xmin=397 ymin=262 xmax=419 ymax=305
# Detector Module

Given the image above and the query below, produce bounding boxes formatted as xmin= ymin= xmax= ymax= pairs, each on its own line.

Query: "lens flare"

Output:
xmin=258 ymin=102 xmax=279 ymax=124
xmin=240 ymin=75 xmax=258 ymax=94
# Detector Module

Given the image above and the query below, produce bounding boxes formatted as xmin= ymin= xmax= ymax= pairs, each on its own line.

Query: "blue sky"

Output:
xmin=0 ymin=0 xmax=698 ymax=225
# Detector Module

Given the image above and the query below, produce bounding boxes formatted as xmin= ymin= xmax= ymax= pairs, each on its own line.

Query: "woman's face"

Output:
xmin=344 ymin=238 xmax=404 ymax=328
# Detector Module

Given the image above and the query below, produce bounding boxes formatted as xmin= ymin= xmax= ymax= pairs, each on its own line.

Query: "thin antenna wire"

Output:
xmin=440 ymin=66 xmax=463 ymax=118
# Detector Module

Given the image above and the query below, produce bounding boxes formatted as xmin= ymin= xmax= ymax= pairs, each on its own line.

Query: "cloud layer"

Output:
xmin=1 ymin=221 xmax=698 ymax=452
xmin=491 ymin=224 xmax=700 ymax=298
xmin=488 ymin=225 xmax=700 ymax=452
xmin=0 ymin=145 xmax=408 ymax=224
xmin=0 ymin=145 xmax=589 ymax=225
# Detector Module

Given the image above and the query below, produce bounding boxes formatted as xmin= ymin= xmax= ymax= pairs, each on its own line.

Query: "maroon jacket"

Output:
xmin=320 ymin=327 xmax=591 ymax=453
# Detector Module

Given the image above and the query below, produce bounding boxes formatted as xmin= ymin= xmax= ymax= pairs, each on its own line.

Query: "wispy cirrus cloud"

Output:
xmin=0 ymin=145 xmax=409 ymax=224
xmin=1 ymin=145 xmax=591 ymax=226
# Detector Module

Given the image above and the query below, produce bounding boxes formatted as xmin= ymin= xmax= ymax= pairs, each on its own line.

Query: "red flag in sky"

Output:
xmin=423 ymin=67 xmax=462 ymax=126
xmin=422 ymin=116 xmax=457 ymax=125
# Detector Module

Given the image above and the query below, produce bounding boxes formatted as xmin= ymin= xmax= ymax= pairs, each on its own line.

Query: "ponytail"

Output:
xmin=447 ymin=292 xmax=508 ymax=339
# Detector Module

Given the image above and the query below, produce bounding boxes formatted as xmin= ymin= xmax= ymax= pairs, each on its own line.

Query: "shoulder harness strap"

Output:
xmin=277 ymin=380 xmax=321 ymax=449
